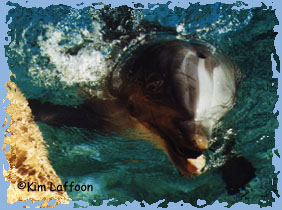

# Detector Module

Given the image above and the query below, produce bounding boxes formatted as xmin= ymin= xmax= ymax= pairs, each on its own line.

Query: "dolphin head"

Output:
xmin=110 ymin=39 xmax=238 ymax=176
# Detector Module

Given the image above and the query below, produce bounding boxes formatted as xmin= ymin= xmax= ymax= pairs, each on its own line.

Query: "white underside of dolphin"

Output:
xmin=195 ymin=55 xmax=236 ymax=135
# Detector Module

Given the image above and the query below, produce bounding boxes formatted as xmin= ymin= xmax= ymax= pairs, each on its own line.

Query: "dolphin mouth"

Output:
xmin=173 ymin=145 xmax=207 ymax=176
xmin=186 ymin=154 xmax=206 ymax=175
xmin=156 ymin=127 xmax=208 ymax=176
xmin=171 ymin=140 xmax=207 ymax=176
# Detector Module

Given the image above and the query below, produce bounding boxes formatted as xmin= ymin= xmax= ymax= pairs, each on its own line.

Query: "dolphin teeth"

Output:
xmin=186 ymin=154 xmax=206 ymax=175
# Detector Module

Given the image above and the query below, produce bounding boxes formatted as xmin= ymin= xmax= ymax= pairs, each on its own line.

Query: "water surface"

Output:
xmin=6 ymin=1 xmax=279 ymax=207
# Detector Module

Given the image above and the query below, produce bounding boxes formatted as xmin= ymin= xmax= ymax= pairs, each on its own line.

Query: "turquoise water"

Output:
xmin=6 ymin=2 xmax=279 ymax=207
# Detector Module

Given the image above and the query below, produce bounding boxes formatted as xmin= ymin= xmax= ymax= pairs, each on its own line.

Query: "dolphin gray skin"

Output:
xmin=28 ymin=39 xmax=240 ymax=177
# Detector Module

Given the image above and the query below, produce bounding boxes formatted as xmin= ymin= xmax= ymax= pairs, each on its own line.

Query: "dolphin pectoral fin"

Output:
xmin=27 ymin=99 xmax=102 ymax=130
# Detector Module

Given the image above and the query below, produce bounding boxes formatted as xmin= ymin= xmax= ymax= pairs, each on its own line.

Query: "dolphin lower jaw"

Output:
xmin=186 ymin=154 xmax=206 ymax=175
xmin=156 ymin=122 xmax=209 ymax=176
xmin=166 ymin=141 xmax=207 ymax=176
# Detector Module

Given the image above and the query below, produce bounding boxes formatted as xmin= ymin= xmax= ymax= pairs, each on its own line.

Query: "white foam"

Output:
xmin=38 ymin=25 xmax=109 ymax=91
xmin=176 ymin=23 xmax=185 ymax=33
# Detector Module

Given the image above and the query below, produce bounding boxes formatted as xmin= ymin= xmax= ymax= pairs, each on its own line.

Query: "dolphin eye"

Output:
xmin=127 ymin=70 xmax=136 ymax=81
xmin=146 ymin=80 xmax=164 ymax=92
